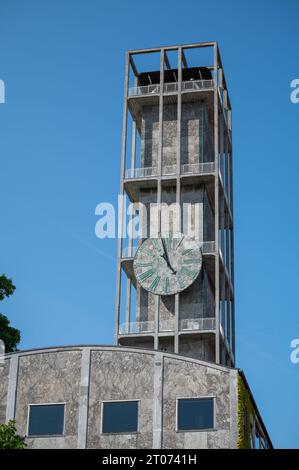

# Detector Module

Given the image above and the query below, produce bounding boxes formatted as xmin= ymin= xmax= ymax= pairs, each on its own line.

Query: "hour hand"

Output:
xmin=161 ymin=238 xmax=176 ymax=274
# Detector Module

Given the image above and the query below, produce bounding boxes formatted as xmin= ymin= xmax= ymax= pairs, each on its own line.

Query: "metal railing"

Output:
xmin=128 ymin=84 xmax=161 ymax=97
xmin=181 ymin=162 xmax=215 ymax=175
xmin=179 ymin=317 xmax=215 ymax=331
xmin=181 ymin=79 xmax=214 ymax=92
xmin=125 ymin=162 xmax=215 ymax=180
xmin=163 ymin=82 xmax=178 ymax=93
xmin=125 ymin=167 xmax=157 ymax=179
xmin=119 ymin=317 xmax=215 ymax=335
xmin=121 ymin=241 xmax=216 ymax=259
xmin=159 ymin=320 xmax=175 ymax=332
xmin=119 ymin=321 xmax=155 ymax=335
xmin=128 ymin=79 xmax=214 ymax=97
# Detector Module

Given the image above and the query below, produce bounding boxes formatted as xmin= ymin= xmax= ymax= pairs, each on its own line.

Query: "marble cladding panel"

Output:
xmin=139 ymin=186 xmax=206 ymax=239
xmin=15 ymin=351 xmax=82 ymax=448
xmin=0 ymin=359 xmax=9 ymax=423
xmin=140 ymin=102 xmax=206 ymax=169
xmin=162 ymin=357 xmax=230 ymax=448
xmin=87 ymin=350 xmax=155 ymax=449
xmin=26 ymin=436 xmax=78 ymax=449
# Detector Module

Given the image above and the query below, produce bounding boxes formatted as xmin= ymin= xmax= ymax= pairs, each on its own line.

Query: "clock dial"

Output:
xmin=133 ymin=232 xmax=202 ymax=295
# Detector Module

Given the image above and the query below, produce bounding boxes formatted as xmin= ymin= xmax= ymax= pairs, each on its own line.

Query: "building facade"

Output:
xmin=0 ymin=42 xmax=272 ymax=449
xmin=0 ymin=346 xmax=271 ymax=448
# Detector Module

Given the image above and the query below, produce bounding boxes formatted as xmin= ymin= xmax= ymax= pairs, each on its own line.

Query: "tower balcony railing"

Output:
xmin=180 ymin=162 xmax=215 ymax=175
xmin=118 ymin=317 xmax=215 ymax=335
xmin=119 ymin=321 xmax=155 ymax=335
xmin=121 ymin=241 xmax=216 ymax=259
xmin=125 ymin=162 xmax=215 ymax=180
xmin=125 ymin=166 xmax=157 ymax=178
xmin=128 ymin=79 xmax=214 ymax=97
xmin=179 ymin=317 xmax=215 ymax=331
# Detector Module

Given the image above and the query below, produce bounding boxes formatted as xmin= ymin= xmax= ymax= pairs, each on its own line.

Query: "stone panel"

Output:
xmin=15 ymin=350 xmax=82 ymax=449
xmin=87 ymin=350 xmax=155 ymax=449
xmin=162 ymin=356 xmax=231 ymax=449
xmin=140 ymin=101 xmax=211 ymax=170
xmin=0 ymin=359 xmax=9 ymax=423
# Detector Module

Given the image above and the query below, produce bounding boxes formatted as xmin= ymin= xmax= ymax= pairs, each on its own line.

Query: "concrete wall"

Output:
xmin=140 ymin=101 xmax=213 ymax=169
xmin=0 ymin=358 xmax=10 ymax=423
xmin=87 ymin=350 xmax=154 ymax=449
xmin=163 ymin=356 xmax=231 ymax=448
xmin=15 ymin=350 xmax=82 ymax=449
xmin=0 ymin=346 xmax=239 ymax=449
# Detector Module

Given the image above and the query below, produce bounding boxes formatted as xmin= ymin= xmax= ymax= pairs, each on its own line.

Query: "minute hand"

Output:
xmin=161 ymin=238 xmax=176 ymax=274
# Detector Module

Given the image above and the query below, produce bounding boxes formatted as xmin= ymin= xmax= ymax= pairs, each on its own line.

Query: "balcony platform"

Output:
xmin=124 ymin=163 xmax=215 ymax=204
xmin=118 ymin=318 xmax=216 ymax=337
xmin=127 ymin=80 xmax=214 ymax=131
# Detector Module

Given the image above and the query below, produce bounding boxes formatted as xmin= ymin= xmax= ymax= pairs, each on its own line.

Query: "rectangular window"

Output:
xmin=28 ymin=404 xmax=65 ymax=437
xmin=177 ymin=398 xmax=214 ymax=431
xmin=102 ymin=401 xmax=139 ymax=434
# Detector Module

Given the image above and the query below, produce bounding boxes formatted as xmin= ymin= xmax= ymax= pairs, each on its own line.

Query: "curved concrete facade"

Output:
xmin=0 ymin=345 xmax=239 ymax=449
xmin=0 ymin=345 xmax=272 ymax=449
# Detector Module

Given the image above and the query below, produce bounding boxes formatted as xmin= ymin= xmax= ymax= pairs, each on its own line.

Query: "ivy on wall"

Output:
xmin=237 ymin=373 xmax=254 ymax=448
xmin=0 ymin=420 xmax=26 ymax=449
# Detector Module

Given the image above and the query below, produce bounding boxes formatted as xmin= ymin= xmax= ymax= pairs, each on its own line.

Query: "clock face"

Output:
xmin=133 ymin=232 xmax=202 ymax=295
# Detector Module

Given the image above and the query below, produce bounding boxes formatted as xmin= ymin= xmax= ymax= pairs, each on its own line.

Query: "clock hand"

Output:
xmin=161 ymin=237 xmax=176 ymax=274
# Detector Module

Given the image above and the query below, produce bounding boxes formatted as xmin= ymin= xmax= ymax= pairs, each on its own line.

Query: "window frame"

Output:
xmin=101 ymin=399 xmax=140 ymax=435
xmin=27 ymin=402 xmax=66 ymax=438
xmin=176 ymin=396 xmax=216 ymax=432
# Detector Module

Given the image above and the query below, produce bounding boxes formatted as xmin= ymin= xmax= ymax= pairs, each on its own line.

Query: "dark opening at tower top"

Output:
xmin=138 ymin=66 xmax=212 ymax=86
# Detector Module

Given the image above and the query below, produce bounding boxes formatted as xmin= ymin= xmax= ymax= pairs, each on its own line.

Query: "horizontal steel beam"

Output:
xmin=127 ymin=41 xmax=217 ymax=55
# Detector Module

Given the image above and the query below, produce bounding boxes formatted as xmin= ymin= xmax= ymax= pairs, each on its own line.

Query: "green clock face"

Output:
xmin=133 ymin=232 xmax=202 ymax=295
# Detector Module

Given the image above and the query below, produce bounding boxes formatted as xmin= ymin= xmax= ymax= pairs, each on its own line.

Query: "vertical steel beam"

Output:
xmin=115 ymin=52 xmax=130 ymax=344
xmin=230 ymin=146 xmax=235 ymax=364
xmin=224 ymin=126 xmax=231 ymax=364
xmin=125 ymin=87 xmax=138 ymax=329
xmin=174 ymin=47 xmax=182 ymax=354
xmin=214 ymin=43 xmax=221 ymax=364
xmin=220 ymin=194 xmax=226 ymax=360
xmin=154 ymin=48 xmax=165 ymax=350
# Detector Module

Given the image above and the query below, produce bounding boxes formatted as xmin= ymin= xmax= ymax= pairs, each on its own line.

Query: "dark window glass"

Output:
xmin=102 ymin=401 xmax=138 ymax=433
xmin=28 ymin=404 xmax=65 ymax=436
xmin=178 ymin=398 xmax=214 ymax=431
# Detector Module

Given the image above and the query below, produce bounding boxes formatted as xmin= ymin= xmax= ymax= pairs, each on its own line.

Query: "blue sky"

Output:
xmin=0 ymin=0 xmax=298 ymax=448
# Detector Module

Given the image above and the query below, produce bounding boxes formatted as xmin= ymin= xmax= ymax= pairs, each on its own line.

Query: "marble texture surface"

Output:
xmin=87 ymin=350 xmax=154 ymax=449
xmin=0 ymin=359 xmax=9 ymax=422
xmin=15 ymin=350 xmax=82 ymax=449
xmin=0 ymin=347 xmax=244 ymax=449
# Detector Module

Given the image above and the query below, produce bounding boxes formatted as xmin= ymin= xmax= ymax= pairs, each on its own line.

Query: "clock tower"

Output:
xmin=115 ymin=42 xmax=234 ymax=367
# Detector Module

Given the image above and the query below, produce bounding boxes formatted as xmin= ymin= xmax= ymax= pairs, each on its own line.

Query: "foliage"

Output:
xmin=237 ymin=374 xmax=254 ymax=448
xmin=0 ymin=275 xmax=15 ymax=301
xmin=0 ymin=420 xmax=26 ymax=449
xmin=0 ymin=274 xmax=20 ymax=353
xmin=0 ymin=314 xmax=21 ymax=353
